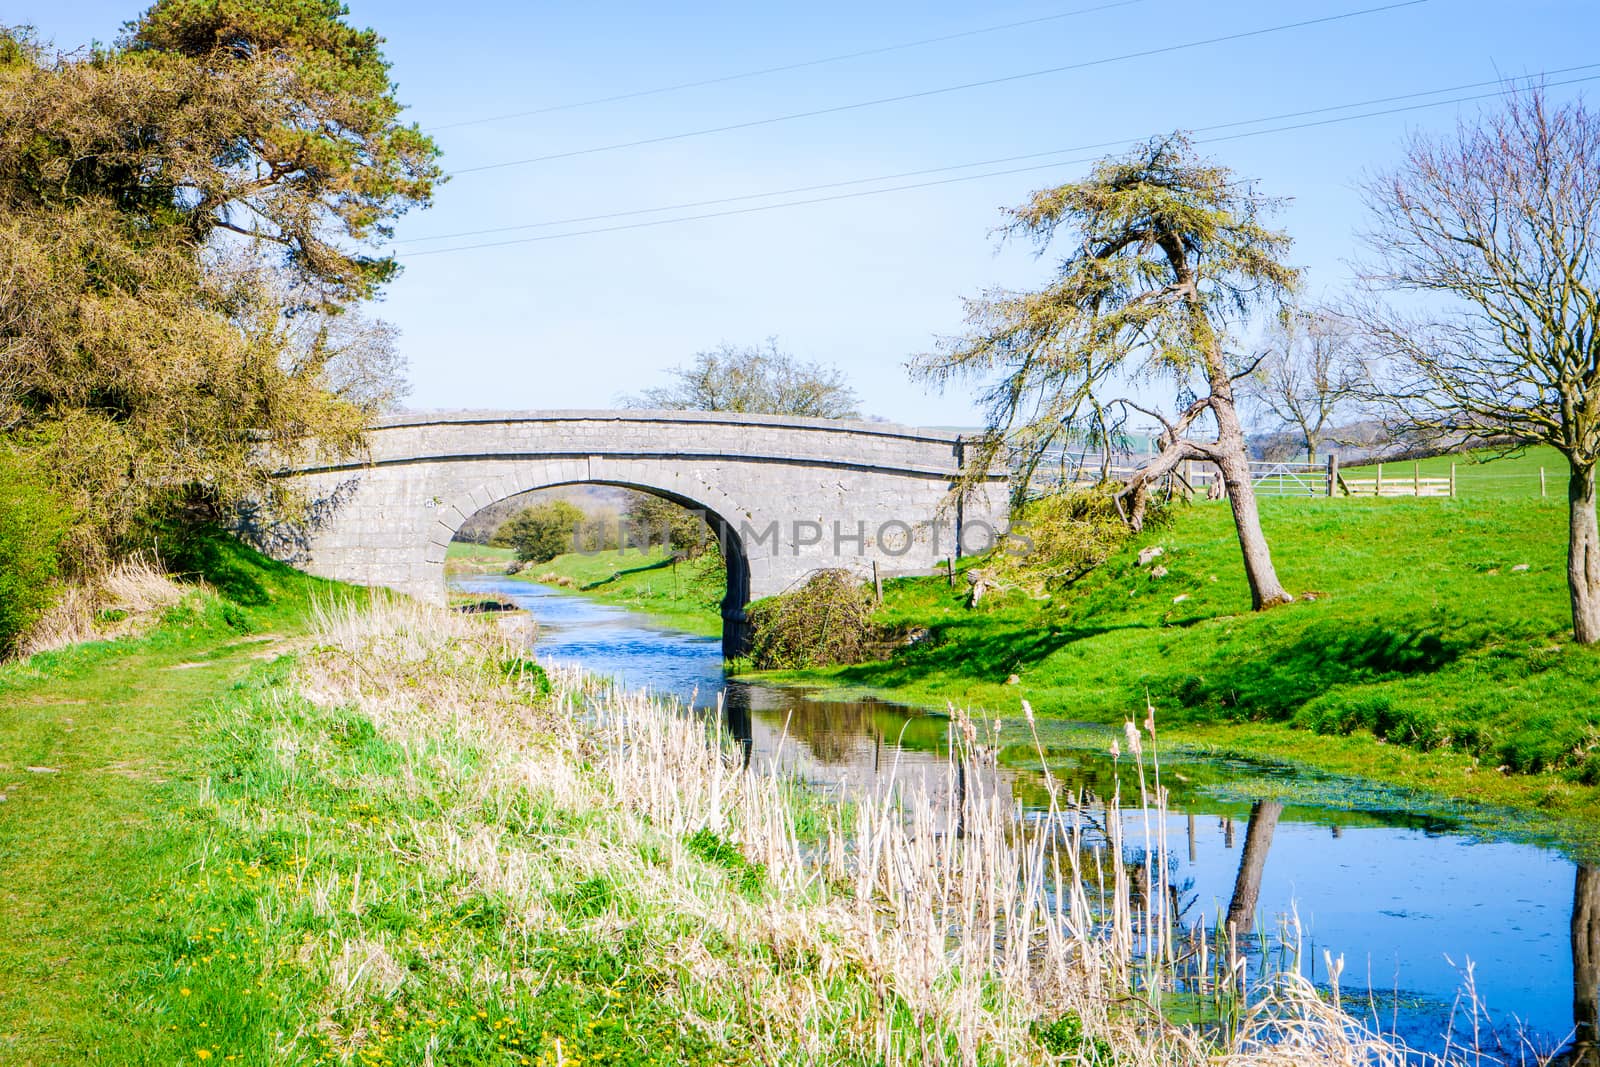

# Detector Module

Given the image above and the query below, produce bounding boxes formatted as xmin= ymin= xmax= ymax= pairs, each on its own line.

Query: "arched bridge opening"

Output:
xmin=449 ymin=479 xmax=754 ymax=655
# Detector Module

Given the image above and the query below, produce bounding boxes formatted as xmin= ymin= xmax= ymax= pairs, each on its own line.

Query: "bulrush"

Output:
xmin=292 ymin=594 xmax=1469 ymax=1066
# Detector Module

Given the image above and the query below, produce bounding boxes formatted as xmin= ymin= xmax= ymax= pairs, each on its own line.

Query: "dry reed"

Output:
xmin=20 ymin=553 xmax=187 ymax=656
xmin=294 ymin=594 xmax=1484 ymax=1067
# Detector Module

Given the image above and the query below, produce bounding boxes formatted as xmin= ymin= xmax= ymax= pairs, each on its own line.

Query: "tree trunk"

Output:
xmin=1571 ymin=464 xmax=1600 ymax=645
xmin=1572 ymin=865 xmax=1600 ymax=1066
xmin=1225 ymin=799 xmax=1282 ymax=935
xmin=1211 ymin=391 xmax=1294 ymax=610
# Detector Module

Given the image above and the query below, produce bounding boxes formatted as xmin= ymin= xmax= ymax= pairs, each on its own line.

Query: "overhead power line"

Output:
xmin=427 ymin=0 xmax=1147 ymax=132
xmin=446 ymin=0 xmax=1429 ymax=177
xmin=397 ymin=64 xmax=1600 ymax=248
xmin=400 ymin=69 xmax=1600 ymax=258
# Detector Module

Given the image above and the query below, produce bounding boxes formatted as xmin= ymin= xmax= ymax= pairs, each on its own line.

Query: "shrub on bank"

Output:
xmin=747 ymin=569 xmax=875 ymax=669
xmin=499 ymin=500 xmax=584 ymax=564
xmin=996 ymin=484 xmax=1173 ymax=593
xmin=0 ymin=452 xmax=71 ymax=657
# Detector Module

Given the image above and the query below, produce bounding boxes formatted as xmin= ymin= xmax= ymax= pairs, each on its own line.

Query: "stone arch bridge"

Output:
xmin=262 ymin=410 xmax=1008 ymax=653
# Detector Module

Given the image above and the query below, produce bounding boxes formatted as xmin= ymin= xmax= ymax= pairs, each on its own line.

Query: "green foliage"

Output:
xmin=0 ymin=0 xmax=436 ymax=572
xmin=748 ymin=569 xmax=876 ymax=670
xmin=996 ymin=485 xmax=1171 ymax=592
xmin=125 ymin=0 xmax=442 ymax=298
xmin=627 ymin=338 xmax=860 ymax=418
xmin=624 ymin=493 xmax=714 ymax=557
xmin=554 ymin=876 xmax=615 ymax=920
xmin=500 ymin=653 xmax=551 ymax=697
xmin=917 ymin=133 xmax=1300 ymax=497
xmin=575 ymin=509 xmax=623 ymax=553
xmin=1032 ymin=1011 xmax=1115 ymax=1062
xmin=0 ymin=450 xmax=70 ymax=656
xmin=499 ymin=500 xmax=584 ymax=564
xmin=683 ymin=828 xmax=766 ymax=897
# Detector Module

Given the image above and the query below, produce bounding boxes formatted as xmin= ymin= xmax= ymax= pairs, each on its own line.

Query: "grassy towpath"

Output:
xmin=0 ymin=539 xmax=759 ymax=1064
xmin=0 ymin=543 xmax=328 ymax=1060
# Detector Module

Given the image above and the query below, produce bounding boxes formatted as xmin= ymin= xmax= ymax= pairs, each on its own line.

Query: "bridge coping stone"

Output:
xmin=376 ymin=408 xmax=968 ymax=445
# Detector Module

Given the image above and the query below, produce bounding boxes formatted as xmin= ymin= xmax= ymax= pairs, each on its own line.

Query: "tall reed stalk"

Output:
xmin=299 ymin=594 xmax=1482 ymax=1066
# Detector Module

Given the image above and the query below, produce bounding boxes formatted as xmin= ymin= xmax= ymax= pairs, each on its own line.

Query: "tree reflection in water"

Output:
xmin=1565 ymin=864 xmax=1600 ymax=1066
xmin=1226 ymin=800 xmax=1283 ymax=936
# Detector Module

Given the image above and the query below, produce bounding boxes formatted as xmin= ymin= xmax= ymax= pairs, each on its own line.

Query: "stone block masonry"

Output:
xmin=267 ymin=409 xmax=1009 ymax=654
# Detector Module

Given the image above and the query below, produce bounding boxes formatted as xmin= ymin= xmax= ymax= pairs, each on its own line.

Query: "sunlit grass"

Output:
xmin=1342 ymin=444 xmax=1567 ymax=499
xmin=748 ymin=490 xmax=1600 ymax=817
xmin=517 ymin=546 xmax=725 ymax=636
xmin=0 ymin=542 xmax=1519 ymax=1063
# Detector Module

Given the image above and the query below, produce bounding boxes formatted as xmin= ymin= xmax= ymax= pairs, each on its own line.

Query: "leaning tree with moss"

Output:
xmin=917 ymin=134 xmax=1300 ymax=611
xmin=1354 ymin=88 xmax=1600 ymax=644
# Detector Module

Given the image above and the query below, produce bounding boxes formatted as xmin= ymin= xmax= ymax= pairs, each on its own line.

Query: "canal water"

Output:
xmin=455 ymin=574 xmax=1585 ymax=1060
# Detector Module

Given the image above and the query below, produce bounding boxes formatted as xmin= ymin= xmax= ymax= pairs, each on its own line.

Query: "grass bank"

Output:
xmin=3 ymin=536 xmax=1429 ymax=1065
xmin=511 ymin=546 xmax=724 ymax=636
xmin=443 ymin=540 xmax=517 ymax=575
xmin=744 ymin=490 xmax=1600 ymax=831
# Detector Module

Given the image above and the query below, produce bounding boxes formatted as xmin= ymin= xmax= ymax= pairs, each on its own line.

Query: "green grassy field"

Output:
xmin=745 ymin=487 xmax=1600 ymax=827
xmin=442 ymin=540 xmax=517 ymax=575
xmin=1342 ymin=444 xmax=1567 ymax=499
xmin=0 ymin=538 xmax=335 ymax=1060
xmin=514 ymin=547 xmax=724 ymax=636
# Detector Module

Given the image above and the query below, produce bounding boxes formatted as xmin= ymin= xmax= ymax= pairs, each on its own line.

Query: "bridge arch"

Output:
xmin=264 ymin=410 xmax=1007 ymax=656
xmin=443 ymin=473 xmax=754 ymax=653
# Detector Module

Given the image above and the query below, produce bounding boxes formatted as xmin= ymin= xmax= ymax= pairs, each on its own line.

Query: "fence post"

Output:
xmin=1414 ymin=462 xmax=1421 ymax=497
xmin=872 ymin=560 xmax=883 ymax=604
xmin=946 ymin=556 xmax=955 ymax=587
xmin=1542 ymin=467 xmax=1548 ymax=498
xmin=1450 ymin=463 xmax=1457 ymax=499
xmin=1326 ymin=454 xmax=1339 ymax=497
xmin=1376 ymin=463 xmax=1383 ymax=497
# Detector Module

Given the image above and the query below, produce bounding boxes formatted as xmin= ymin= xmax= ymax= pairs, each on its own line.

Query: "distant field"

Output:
xmin=446 ymin=541 xmax=515 ymax=561
xmin=1342 ymin=445 xmax=1567 ymax=499
xmin=518 ymin=546 xmax=724 ymax=637
xmin=444 ymin=541 xmax=516 ymax=575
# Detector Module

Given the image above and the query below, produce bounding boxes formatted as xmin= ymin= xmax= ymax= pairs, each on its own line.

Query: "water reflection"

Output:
xmin=455 ymin=575 xmax=1590 ymax=1057
xmin=1569 ymin=865 xmax=1600 ymax=1066
xmin=1226 ymin=800 xmax=1282 ymax=935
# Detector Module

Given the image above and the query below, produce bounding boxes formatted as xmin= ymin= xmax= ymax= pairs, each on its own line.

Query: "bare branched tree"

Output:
xmin=1354 ymin=88 xmax=1600 ymax=643
xmin=625 ymin=339 xmax=859 ymax=419
xmin=916 ymin=134 xmax=1300 ymax=611
xmin=1237 ymin=309 xmax=1362 ymax=463
xmin=286 ymin=310 xmax=410 ymax=414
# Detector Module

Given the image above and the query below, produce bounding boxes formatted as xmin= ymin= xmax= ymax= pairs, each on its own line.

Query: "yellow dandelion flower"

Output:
xmin=195 ymin=1050 xmax=212 ymax=1061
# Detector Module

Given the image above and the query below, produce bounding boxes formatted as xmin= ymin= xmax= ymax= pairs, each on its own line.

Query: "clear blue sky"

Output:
xmin=18 ymin=1 xmax=1600 ymax=426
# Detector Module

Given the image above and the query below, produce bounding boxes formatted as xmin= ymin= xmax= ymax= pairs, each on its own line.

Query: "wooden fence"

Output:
xmin=1338 ymin=461 xmax=1456 ymax=498
xmin=1020 ymin=451 xmax=1459 ymax=500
